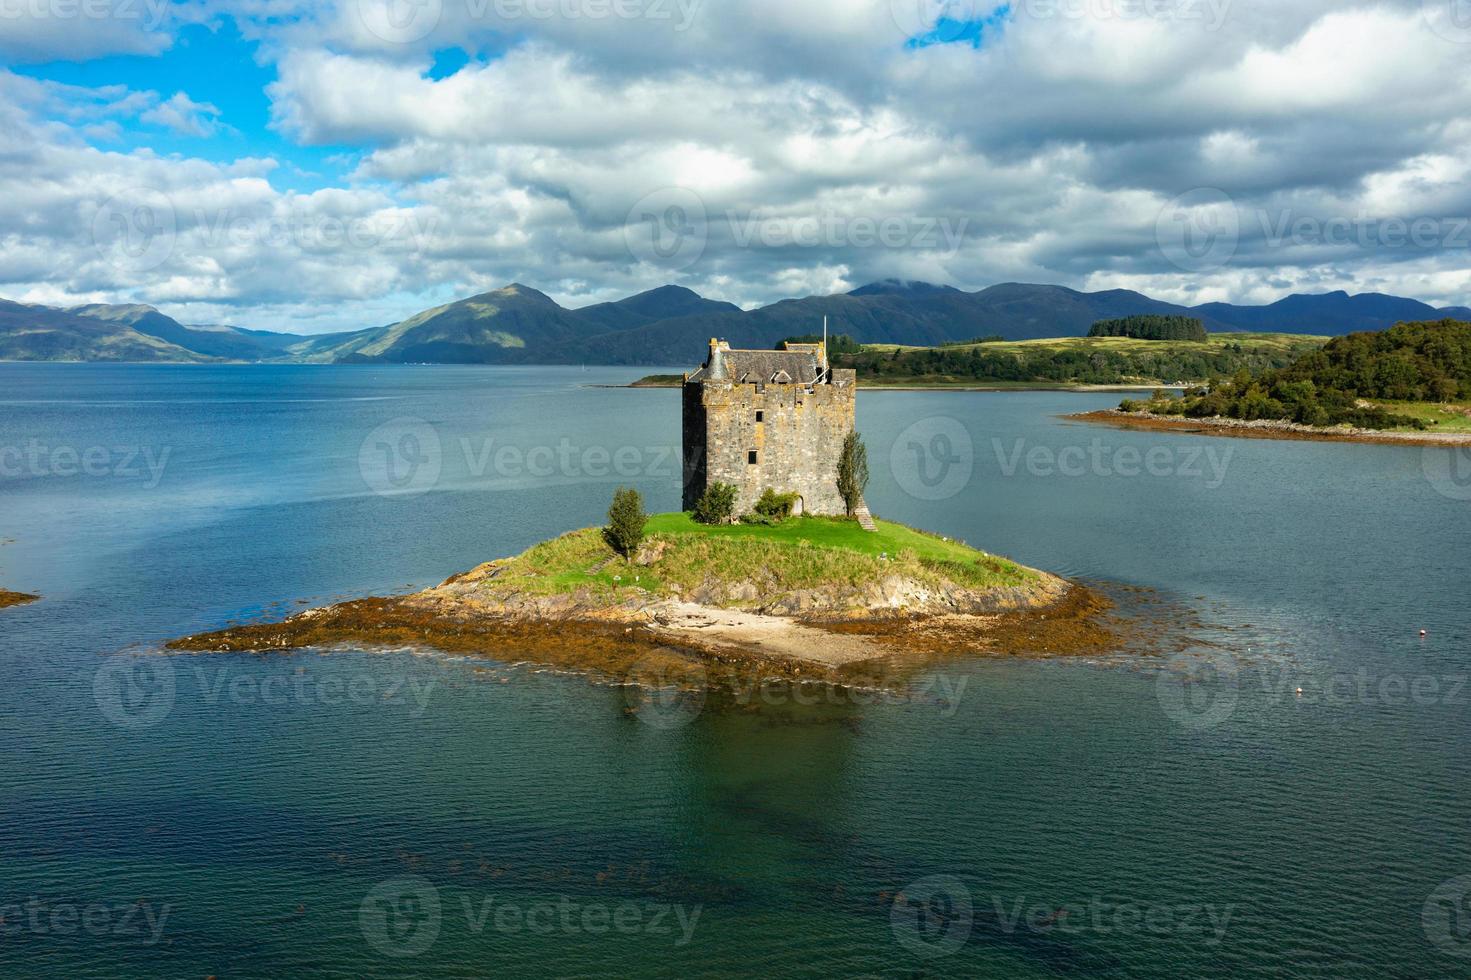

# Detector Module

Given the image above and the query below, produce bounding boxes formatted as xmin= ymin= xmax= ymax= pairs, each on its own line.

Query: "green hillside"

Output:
xmin=836 ymin=333 xmax=1328 ymax=386
xmin=297 ymin=283 xmax=739 ymax=364
xmin=0 ymin=301 xmax=213 ymax=362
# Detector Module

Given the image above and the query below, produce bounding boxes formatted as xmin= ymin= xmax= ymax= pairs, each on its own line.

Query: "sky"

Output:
xmin=2 ymin=0 xmax=1470 ymax=334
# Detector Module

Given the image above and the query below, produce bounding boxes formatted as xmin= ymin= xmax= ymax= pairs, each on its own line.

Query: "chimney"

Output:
xmin=707 ymin=338 xmax=729 ymax=380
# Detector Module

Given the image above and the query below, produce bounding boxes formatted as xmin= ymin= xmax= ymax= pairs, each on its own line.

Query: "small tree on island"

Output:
xmin=836 ymin=430 xmax=869 ymax=516
xmin=603 ymin=487 xmax=647 ymax=558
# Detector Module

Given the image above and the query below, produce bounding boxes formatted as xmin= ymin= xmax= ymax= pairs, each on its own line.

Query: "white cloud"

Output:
xmin=1 ymin=0 xmax=1470 ymax=332
xmin=139 ymin=92 xmax=225 ymax=136
xmin=0 ymin=0 xmax=210 ymax=62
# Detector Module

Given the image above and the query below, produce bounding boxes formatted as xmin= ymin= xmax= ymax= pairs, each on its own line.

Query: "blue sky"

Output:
xmin=15 ymin=20 xmax=357 ymax=192
xmin=907 ymin=5 xmax=1010 ymax=48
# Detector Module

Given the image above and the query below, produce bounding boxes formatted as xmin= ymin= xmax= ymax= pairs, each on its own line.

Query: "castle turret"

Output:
xmin=706 ymin=338 xmax=730 ymax=381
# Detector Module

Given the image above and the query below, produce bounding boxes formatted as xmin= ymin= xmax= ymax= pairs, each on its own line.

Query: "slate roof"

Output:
xmin=689 ymin=347 xmax=821 ymax=384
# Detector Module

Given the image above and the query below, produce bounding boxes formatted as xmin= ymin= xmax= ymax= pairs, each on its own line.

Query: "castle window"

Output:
xmin=755 ymin=410 xmax=764 ymax=423
xmin=748 ymin=450 xmax=758 ymax=465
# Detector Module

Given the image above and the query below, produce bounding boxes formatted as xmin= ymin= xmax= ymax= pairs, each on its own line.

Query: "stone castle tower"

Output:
xmin=682 ymin=339 xmax=857 ymax=516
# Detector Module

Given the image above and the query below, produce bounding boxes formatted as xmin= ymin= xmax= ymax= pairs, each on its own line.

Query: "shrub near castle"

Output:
xmin=693 ymin=482 xmax=738 ymax=525
xmin=743 ymin=488 xmax=801 ymax=525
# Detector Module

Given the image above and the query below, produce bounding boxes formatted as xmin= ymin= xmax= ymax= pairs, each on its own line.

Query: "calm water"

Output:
xmin=1 ymin=363 xmax=1468 ymax=978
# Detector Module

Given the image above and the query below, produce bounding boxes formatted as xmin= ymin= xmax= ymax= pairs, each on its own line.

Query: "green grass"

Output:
xmin=644 ymin=513 xmax=990 ymax=562
xmin=472 ymin=514 xmax=1036 ymax=605
xmin=1366 ymin=401 xmax=1471 ymax=433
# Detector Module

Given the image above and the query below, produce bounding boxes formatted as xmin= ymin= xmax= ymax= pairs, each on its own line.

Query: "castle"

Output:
xmin=682 ymin=339 xmax=856 ymax=516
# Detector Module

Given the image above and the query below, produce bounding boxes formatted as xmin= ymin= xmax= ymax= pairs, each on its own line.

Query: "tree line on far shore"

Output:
xmin=1121 ymin=319 xmax=1471 ymax=429
xmin=1088 ymin=315 xmax=1209 ymax=342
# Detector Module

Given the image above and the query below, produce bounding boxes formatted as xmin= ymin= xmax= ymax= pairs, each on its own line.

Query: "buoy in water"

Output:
xmin=1420 ymin=629 xmax=1428 ymax=637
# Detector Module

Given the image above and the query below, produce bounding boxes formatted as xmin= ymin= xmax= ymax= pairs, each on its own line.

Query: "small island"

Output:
xmin=0 ymin=590 xmax=39 ymax=609
xmin=172 ymin=340 xmax=1113 ymax=686
xmin=169 ymin=512 xmax=1110 ymax=683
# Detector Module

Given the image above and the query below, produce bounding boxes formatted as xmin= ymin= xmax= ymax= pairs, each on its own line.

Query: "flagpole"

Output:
xmin=822 ymin=315 xmax=829 ymax=382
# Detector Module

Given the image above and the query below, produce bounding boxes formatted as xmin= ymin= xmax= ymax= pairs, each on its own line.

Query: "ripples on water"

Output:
xmin=0 ymin=364 xmax=1467 ymax=977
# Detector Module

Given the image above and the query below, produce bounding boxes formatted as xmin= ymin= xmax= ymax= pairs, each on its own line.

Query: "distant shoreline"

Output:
xmin=0 ymin=590 xmax=38 ymax=609
xmin=1069 ymin=409 xmax=1471 ymax=446
xmin=610 ymin=377 xmax=1188 ymax=393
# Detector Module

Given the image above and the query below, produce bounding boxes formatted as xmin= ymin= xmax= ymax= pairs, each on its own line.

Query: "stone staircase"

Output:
xmin=853 ymin=502 xmax=877 ymax=532
xmin=586 ymin=554 xmax=619 ymax=575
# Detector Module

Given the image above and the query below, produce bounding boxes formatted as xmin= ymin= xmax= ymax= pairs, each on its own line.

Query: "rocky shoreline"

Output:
xmin=1070 ymin=409 xmax=1471 ymax=446
xmin=0 ymin=590 xmax=38 ymax=609
xmin=167 ymin=565 xmax=1119 ymax=689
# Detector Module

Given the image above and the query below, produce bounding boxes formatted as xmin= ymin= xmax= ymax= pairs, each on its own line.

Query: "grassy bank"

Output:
xmin=1365 ymin=400 xmax=1471 ymax=433
xmin=464 ymin=513 xmax=1036 ymax=603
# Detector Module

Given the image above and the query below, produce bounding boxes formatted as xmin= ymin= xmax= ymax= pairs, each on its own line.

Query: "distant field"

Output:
xmin=861 ymin=332 xmax=1328 ymax=356
xmin=838 ymin=332 xmax=1329 ymax=387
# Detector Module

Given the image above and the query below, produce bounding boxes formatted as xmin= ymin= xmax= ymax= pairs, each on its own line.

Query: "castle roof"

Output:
xmin=688 ymin=342 xmax=824 ymax=385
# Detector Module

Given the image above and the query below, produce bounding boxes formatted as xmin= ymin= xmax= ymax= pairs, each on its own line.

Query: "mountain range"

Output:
xmin=3 ymin=282 xmax=1468 ymax=367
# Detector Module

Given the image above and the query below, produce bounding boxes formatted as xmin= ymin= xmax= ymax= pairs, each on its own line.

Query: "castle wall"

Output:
xmin=683 ymin=371 xmax=855 ymax=516
xmin=681 ymin=382 xmax=710 ymax=511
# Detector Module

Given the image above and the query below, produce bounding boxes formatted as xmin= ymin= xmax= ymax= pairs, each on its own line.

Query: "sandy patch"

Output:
xmin=643 ymin=601 xmax=896 ymax=666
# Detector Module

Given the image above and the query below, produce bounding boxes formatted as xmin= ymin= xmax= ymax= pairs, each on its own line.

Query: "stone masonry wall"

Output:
xmin=682 ymin=370 xmax=855 ymax=516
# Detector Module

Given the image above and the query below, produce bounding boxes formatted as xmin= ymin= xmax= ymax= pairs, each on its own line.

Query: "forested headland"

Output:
xmin=1120 ymin=319 xmax=1471 ymax=430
